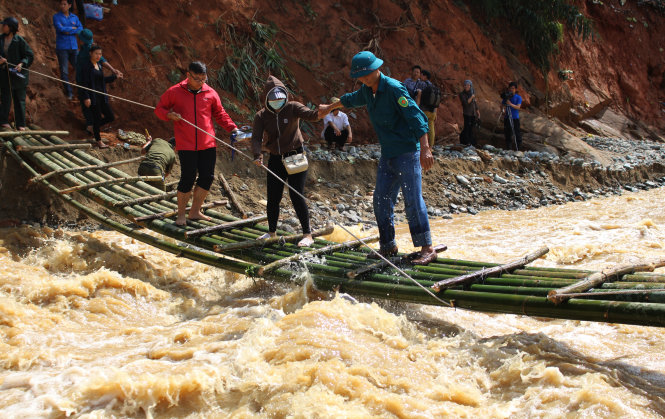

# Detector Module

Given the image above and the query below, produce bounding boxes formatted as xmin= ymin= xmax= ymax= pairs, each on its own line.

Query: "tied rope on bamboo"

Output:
xmin=7 ymin=61 xmax=453 ymax=308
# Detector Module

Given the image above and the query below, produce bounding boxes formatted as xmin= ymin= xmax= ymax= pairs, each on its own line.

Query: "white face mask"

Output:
xmin=268 ymin=98 xmax=286 ymax=110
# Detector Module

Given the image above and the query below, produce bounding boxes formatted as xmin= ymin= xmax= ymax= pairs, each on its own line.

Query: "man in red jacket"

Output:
xmin=155 ymin=61 xmax=240 ymax=226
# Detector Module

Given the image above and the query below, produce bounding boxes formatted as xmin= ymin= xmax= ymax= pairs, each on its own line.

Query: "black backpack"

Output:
xmin=422 ymin=83 xmax=442 ymax=109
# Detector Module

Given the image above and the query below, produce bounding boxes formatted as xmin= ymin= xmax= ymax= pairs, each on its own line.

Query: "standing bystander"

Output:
xmin=321 ymin=97 xmax=352 ymax=151
xmin=419 ymin=70 xmax=438 ymax=147
xmin=459 ymin=80 xmax=480 ymax=147
xmin=502 ymin=81 xmax=522 ymax=151
xmin=403 ymin=65 xmax=425 ymax=105
xmin=79 ymin=44 xmax=116 ymax=149
xmin=319 ymin=51 xmax=437 ymax=265
xmin=76 ymin=29 xmax=122 ymax=134
xmin=53 ymin=0 xmax=82 ymax=100
xmin=0 ymin=17 xmax=34 ymax=131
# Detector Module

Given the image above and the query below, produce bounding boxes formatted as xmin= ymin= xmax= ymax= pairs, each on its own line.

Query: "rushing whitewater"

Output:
xmin=1 ymin=188 xmax=665 ymax=418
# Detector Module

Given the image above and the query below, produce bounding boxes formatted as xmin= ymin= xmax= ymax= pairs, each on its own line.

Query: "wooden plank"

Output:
xmin=17 ymin=143 xmax=92 ymax=152
xmin=113 ymin=190 xmax=177 ymax=207
xmin=258 ymin=234 xmax=379 ymax=275
xmin=59 ymin=176 xmax=162 ymax=194
xmin=0 ymin=130 xmax=69 ymax=137
xmin=431 ymin=247 xmax=549 ymax=292
xmin=547 ymin=259 xmax=665 ymax=304
xmin=185 ymin=214 xmax=268 ymax=237
xmin=349 ymin=244 xmax=448 ymax=279
xmin=218 ymin=173 xmax=247 ymax=218
xmin=30 ymin=156 xmax=145 ymax=183
xmin=213 ymin=225 xmax=334 ymax=253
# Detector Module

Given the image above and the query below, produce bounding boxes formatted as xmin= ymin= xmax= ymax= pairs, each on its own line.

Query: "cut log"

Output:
xmin=349 ymin=244 xmax=448 ymax=279
xmin=212 ymin=225 xmax=334 ymax=252
xmin=59 ymin=176 xmax=162 ymax=194
xmin=218 ymin=173 xmax=247 ymax=218
xmin=30 ymin=156 xmax=145 ymax=182
xmin=17 ymin=143 xmax=91 ymax=152
xmin=431 ymin=246 xmax=549 ymax=292
xmin=0 ymin=130 xmax=69 ymax=137
xmin=258 ymin=234 xmax=380 ymax=275
xmin=133 ymin=200 xmax=228 ymax=222
xmin=547 ymin=258 xmax=665 ymax=304
xmin=113 ymin=190 xmax=178 ymax=207
xmin=185 ymin=214 xmax=268 ymax=237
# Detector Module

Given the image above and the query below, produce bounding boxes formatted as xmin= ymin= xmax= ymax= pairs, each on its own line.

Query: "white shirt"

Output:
xmin=321 ymin=111 xmax=350 ymax=138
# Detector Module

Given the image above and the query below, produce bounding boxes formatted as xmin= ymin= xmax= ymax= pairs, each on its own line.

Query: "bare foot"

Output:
xmin=0 ymin=124 xmax=10 ymax=129
xmin=175 ymin=216 xmax=187 ymax=226
xmin=96 ymin=141 xmax=109 ymax=149
xmin=188 ymin=212 xmax=211 ymax=222
xmin=298 ymin=235 xmax=314 ymax=247
xmin=17 ymin=127 xmax=27 ymax=131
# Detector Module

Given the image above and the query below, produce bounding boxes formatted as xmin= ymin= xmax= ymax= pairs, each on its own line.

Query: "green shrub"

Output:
xmin=471 ymin=0 xmax=595 ymax=75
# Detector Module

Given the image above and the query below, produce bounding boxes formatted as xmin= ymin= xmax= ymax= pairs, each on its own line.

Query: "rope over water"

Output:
xmin=4 ymin=61 xmax=452 ymax=306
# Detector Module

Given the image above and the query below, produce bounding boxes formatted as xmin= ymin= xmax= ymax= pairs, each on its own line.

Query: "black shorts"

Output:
xmin=177 ymin=147 xmax=216 ymax=192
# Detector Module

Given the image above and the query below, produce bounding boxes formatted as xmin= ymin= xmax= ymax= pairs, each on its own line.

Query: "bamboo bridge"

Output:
xmin=3 ymin=129 xmax=665 ymax=328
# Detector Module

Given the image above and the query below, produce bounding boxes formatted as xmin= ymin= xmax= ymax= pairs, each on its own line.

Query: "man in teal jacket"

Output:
xmin=0 ymin=17 xmax=34 ymax=130
xmin=319 ymin=51 xmax=437 ymax=265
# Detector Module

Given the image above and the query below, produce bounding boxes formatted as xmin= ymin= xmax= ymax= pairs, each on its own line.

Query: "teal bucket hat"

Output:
xmin=350 ymin=51 xmax=383 ymax=78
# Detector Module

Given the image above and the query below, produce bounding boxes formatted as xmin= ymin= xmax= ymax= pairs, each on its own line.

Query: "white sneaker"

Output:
xmin=258 ymin=232 xmax=274 ymax=240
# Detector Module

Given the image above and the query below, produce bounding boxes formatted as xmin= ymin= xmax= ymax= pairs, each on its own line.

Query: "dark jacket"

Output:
xmin=0 ymin=34 xmax=34 ymax=89
xmin=251 ymin=76 xmax=319 ymax=158
xmin=79 ymin=60 xmax=117 ymax=106
xmin=459 ymin=90 xmax=478 ymax=117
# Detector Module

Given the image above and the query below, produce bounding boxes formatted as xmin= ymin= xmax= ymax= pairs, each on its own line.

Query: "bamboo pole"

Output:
xmin=0 ymin=130 xmax=69 ymax=137
xmin=59 ymin=176 xmax=163 ymax=194
xmin=348 ymin=244 xmax=448 ymax=279
xmin=112 ymin=190 xmax=178 ymax=207
xmin=258 ymin=235 xmax=380 ymax=275
xmin=218 ymin=173 xmax=247 ymax=218
xmin=213 ymin=225 xmax=334 ymax=252
xmin=431 ymin=247 xmax=549 ymax=292
xmin=30 ymin=156 xmax=145 ymax=183
xmin=185 ymin=214 xmax=267 ymax=237
xmin=17 ymin=143 xmax=92 ymax=152
xmin=134 ymin=200 xmax=229 ymax=223
xmin=547 ymin=259 xmax=665 ymax=304
xmin=12 ymin=132 xmax=665 ymax=328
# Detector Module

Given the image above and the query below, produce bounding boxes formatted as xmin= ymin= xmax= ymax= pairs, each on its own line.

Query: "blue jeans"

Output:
xmin=373 ymin=150 xmax=432 ymax=250
xmin=56 ymin=49 xmax=78 ymax=97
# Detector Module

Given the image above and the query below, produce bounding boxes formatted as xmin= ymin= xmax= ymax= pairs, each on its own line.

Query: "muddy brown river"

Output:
xmin=1 ymin=188 xmax=664 ymax=418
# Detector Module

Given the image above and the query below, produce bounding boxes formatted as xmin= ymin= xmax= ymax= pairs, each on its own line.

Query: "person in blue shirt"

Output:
xmin=502 ymin=81 xmax=523 ymax=150
xmin=319 ymin=51 xmax=437 ymax=265
xmin=53 ymin=0 xmax=82 ymax=100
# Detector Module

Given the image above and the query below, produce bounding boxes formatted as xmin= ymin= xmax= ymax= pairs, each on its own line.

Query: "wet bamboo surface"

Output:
xmin=4 ymin=130 xmax=665 ymax=327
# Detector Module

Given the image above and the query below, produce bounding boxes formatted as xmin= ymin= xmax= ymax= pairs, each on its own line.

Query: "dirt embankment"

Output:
xmin=1 ymin=0 xmax=664 ymax=142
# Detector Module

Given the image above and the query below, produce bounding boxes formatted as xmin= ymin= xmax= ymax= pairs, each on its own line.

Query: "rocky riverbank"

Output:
xmin=258 ymin=135 xmax=665 ymax=234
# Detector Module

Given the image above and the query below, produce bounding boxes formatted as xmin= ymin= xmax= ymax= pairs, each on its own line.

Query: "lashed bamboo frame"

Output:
xmin=4 ymin=130 xmax=665 ymax=327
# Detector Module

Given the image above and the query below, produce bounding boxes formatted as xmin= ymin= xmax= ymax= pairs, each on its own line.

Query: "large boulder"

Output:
xmin=519 ymin=112 xmax=612 ymax=165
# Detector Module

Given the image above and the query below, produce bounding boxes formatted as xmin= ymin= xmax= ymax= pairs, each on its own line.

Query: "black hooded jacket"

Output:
xmin=251 ymin=76 xmax=319 ymax=158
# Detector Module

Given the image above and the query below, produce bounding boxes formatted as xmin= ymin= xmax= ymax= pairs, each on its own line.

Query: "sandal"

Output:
xmin=412 ymin=251 xmax=437 ymax=266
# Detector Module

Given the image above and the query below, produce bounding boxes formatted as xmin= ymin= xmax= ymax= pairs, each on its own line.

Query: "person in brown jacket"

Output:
xmin=252 ymin=76 xmax=321 ymax=246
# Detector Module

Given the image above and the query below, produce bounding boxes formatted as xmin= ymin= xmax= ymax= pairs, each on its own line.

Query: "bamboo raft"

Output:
xmin=3 ymin=129 xmax=665 ymax=327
